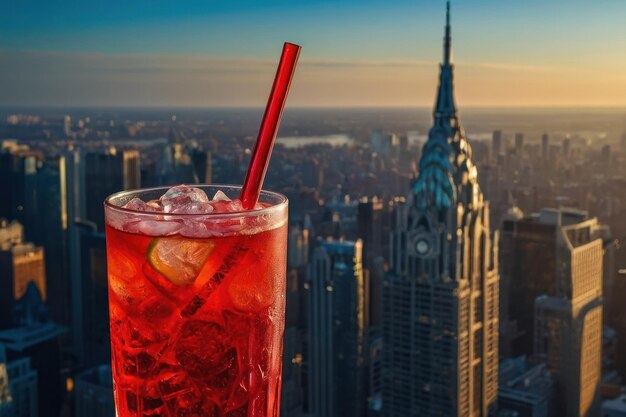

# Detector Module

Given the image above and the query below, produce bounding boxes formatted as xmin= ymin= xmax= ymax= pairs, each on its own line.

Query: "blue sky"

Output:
xmin=2 ymin=0 xmax=626 ymax=107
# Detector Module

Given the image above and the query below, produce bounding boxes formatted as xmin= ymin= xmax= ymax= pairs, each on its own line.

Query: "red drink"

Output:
xmin=105 ymin=185 xmax=288 ymax=417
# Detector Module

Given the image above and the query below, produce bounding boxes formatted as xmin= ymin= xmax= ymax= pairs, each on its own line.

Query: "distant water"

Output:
xmin=277 ymin=134 xmax=354 ymax=148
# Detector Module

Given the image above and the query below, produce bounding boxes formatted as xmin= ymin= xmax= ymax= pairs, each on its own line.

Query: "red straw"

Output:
xmin=240 ymin=42 xmax=301 ymax=209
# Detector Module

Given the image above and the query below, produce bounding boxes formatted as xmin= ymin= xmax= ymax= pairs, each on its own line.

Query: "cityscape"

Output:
xmin=2 ymin=2 xmax=626 ymax=417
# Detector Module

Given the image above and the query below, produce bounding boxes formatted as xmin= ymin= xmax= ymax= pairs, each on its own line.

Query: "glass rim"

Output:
xmin=104 ymin=184 xmax=288 ymax=220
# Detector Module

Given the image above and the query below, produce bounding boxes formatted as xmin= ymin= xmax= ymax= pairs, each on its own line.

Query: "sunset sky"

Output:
xmin=2 ymin=0 xmax=625 ymax=107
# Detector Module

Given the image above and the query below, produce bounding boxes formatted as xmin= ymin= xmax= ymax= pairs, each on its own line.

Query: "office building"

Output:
xmin=85 ymin=147 xmax=140 ymax=230
xmin=307 ymin=239 xmax=365 ymax=417
xmin=367 ymin=331 xmax=383 ymax=417
xmin=562 ymin=138 xmax=571 ymax=160
xmin=70 ymin=223 xmax=109 ymax=367
xmin=532 ymin=208 xmax=604 ymax=417
xmin=190 ymin=148 xmax=212 ymax=183
xmin=493 ymin=130 xmax=503 ymax=160
xmin=541 ymin=133 xmax=549 ymax=161
xmin=357 ymin=197 xmax=384 ymax=269
xmin=514 ymin=133 xmax=524 ymax=156
xmin=281 ymin=326 xmax=304 ymax=417
xmin=499 ymin=212 xmax=557 ymax=357
xmin=0 ymin=149 xmax=40 ymax=242
xmin=382 ymin=3 xmax=499 ymax=416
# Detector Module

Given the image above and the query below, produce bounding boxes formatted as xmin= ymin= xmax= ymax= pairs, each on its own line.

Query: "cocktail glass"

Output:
xmin=104 ymin=184 xmax=288 ymax=417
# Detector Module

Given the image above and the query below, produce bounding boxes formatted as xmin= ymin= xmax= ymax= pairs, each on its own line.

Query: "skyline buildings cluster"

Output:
xmin=1 ymin=3 xmax=626 ymax=417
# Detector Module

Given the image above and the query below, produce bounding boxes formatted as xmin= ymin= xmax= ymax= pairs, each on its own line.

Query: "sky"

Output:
xmin=1 ymin=0 xmax=626 ymax=107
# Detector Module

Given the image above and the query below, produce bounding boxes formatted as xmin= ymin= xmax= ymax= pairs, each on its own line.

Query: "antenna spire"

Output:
xmin=444 ymin=1 xmax=452 ymax=65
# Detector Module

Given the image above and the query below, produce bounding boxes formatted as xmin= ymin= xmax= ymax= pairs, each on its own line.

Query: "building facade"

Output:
xmin=382 ymin=3 xmax=499 ymax=417
xmin=0 ymin=221 xmax=47 ymax=330
xmin=533 ymin=209 xmax=604 ymax=417
xmin=85 ymin=148 xmax=140 ymax=231
xmin=307 ymin=239 xmax=365 ymax=417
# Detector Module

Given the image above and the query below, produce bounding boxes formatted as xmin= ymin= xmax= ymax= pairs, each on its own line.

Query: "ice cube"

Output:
xmin=126 ymin=392 xmax=138 ymax=412
xmin=112 ymin=317 xmax=166 ymax=349
xmin=174 ymin=320 xmax=234 ymax=377
xmin=136 ymin=352 xmax=157 ymax=377
xmin=140 ymin=296 xmax=175 ymax=321
xmin=140 ymin=395 xmax=164 ymax=414
xmin=120 ymin=351 xmax=157 ymax=377
xmin=136 ymin=220 xmax=183 ymax=236
xmin=146 ymin=199 xmax=164 ymax=210
xmin=161 ymin=185 xmax=209 ymax=213
xmin=107 ymin=243 xmax=161 ymax=301
xmin=146 ymin=238 xmax=215 ymax=287
xmin=123 ymin=197 xmax=160 ymax=212
xmin=179 ymin=221 xmax=210 ymax=238
xmin=124 ymin=387 xmax=165 ymax=415
xmin=183 ymin=201 xmax=215 ymax=214
xmin=204 ymin=353 xmax=238 ymax=399
xmin=226 ymin=199 xmax=243 ymax=212
xmin=158 ymin=371 xmax=194 ymax=399
xmin=212 ymin=190 xmax=231 ymax=202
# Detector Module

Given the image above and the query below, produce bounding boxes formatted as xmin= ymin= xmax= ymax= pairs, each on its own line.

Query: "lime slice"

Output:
xmin=147 ymin=238 xmax=215 ymax=286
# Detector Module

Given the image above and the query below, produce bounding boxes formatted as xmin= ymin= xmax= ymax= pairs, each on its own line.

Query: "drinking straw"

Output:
xmin=240 ymin=42 xmax=301 ymax=209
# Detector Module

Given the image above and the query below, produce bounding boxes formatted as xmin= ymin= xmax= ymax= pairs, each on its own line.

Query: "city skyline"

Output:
xmin=2 ymin=1 xmax=626 ymax=107
xmin=1 ymin=2 xmax=626 ymax=417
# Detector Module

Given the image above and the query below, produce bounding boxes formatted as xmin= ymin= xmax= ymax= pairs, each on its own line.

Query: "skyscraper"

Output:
xmin=0 ymin=149 xmax=40 ymax=242
xmin=541 ymin=133 xmax=550 ymax=161
xmin=532 ymin=209 xmax=603 ymax=417
xmin=382 ymin=3 xmax=499 ymax=417
xmin=514 ymin=132 xmax=524 ymax=157
xmin=492 ymin=130 xmax=503 ymax=160
xmin=499 ymin=208 xmax=609 ymax=362
xmin=70 ymin=223 xmax=109 ymax=367
xmin=85 ymin=148 xmax=140 ymax=230
xmin=63 ymin=115 xmax=72 ymax=138
xmin=307 ymin=239 xmax=365 ymax=417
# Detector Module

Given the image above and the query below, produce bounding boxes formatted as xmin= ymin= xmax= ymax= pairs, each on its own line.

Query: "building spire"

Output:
xmin=433 ymin=0 xmax=457 ymax=120
xmin=444 ymin=1 xmax=451 ymax=65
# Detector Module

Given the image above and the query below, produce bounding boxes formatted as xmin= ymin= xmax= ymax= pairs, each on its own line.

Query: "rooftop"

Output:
xmin=603 ymin=394 xmax=626 ymax=412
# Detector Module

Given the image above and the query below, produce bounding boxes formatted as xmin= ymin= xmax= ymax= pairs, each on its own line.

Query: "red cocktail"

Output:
xmin=104 ymin=185 xmax=288 ymax=417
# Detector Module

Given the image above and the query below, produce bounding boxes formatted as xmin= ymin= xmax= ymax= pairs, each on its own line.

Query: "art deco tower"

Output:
xmin=382 ymin=3 xmax=499 ymax=416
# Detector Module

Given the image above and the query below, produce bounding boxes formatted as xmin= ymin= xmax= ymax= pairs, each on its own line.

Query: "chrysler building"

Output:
xmin=382 ymin=3 xmax=499 ymax=416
